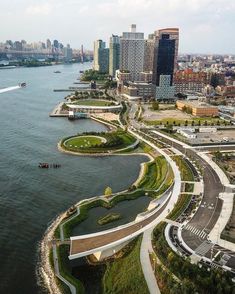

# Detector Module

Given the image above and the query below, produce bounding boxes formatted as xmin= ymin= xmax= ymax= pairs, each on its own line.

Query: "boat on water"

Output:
xmin=38 ymin=163 xmax=61 ymax=168
xmin=54 ymin=70 xmax=61 ymax=73
xmin=79 ymin=70 xmax=84 ymax=73
xmin=0 ymin=65 xmax=16 ymax=70
xmin=19 ymin=82 xmax=26 ymax=88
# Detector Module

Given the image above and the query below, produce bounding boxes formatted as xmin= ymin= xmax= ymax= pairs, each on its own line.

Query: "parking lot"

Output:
xmin=178 ymin=129 xmax=235 ymax=145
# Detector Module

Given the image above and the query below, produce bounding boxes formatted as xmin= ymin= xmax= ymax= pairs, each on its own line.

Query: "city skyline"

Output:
xmin=0 ymin=0 xmax=234 ymax=54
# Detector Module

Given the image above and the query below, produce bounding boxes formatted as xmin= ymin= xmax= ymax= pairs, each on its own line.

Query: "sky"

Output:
xmin=0 ymin=0 xmax=234 ymax=54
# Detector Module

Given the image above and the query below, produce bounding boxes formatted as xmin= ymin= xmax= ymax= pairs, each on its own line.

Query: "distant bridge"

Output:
xmin=0 ymin=49 xmax=62 ymax=56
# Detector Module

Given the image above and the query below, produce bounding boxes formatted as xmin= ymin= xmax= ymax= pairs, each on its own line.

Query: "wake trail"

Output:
xmin=0 ymin=85 xmax=21 ymax=94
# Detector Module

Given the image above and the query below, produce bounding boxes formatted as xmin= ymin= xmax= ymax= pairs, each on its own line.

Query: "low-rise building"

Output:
xmin=177 ymin=128 xmax=197 ymax=139
xmin=116 ymin=70 xmax=131 ymax=88
xmin=199 ymin=127 xmax=217 ymax=133
xmin=174 ymin=69 xmax=210 ymax=93
xmin=155 ymin=75 xmax=175 ymax=100
xmin=122 ymin=81 xmax=154 ymax=99
xmin=140 ymin=71 xmax=153 ymax=83
xmin=176 ymin=100 xmax=218 ymax=117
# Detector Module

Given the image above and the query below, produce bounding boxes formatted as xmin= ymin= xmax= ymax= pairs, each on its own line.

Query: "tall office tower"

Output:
xmin=53 ymin=39 xmax=59 ymax=49
xmin=120 ymin=24 xmax=145 ymax=81
xmin=152 ymin=28 xmax=179 ymax=99
xmin=64 ymin=44 xmax=73 ymax=62
xmin=109 ymin=35 xmax=120 ymax=77
xmin=81 ymin=45 xmax=84 ymax=63
xmin=152 ymin=28 xmax=179 ymax=86
xmin=21 ymin=40 xmax=27 ymax=50
xmin=46 ymin=39 xmax=52 ymax=49
xmin=93 ymin=40 xmax=109 ymax=73
xmin=13 ymin=41 xmax=23 ymax=51
xmin=143 ymin=34 xmax=155 ymax=73
xmin=154 ymin=28 xmax=179 ymax=77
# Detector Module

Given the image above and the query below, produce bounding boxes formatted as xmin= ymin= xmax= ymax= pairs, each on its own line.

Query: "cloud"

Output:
xmin=25 ymin=3 xmax=52 ymax=15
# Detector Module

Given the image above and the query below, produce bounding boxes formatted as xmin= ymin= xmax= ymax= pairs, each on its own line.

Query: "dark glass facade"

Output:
xmin=152 ymin=34 xmax=175 ymax=86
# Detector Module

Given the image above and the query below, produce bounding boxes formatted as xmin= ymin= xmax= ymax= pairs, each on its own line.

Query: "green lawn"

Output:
xmin=102 ymin=238 xmax=149 ymax=294
xmin=172 ymin=156 xmax=194 ymax=181
xmin=97 ymin=213 xmax=121 ymax=225
xmin=167 ymin=194 xmax=192 ymax=220
xmin=64 ymin=136 xmax=103 ymax=149
xmin=61 ymin=130 xmax=137 ymax=154
xmin=73 ymin=99 xmax=114 ymax=107
xmin=138 ymin=156 xmax=169 ymax=190
xmin=57 ymin=245 xmax=85 ymax=294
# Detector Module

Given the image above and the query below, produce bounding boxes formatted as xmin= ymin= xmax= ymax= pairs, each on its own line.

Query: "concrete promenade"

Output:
xmin=129 ymin=129 xmax=181 ymax=294
xmin=52 ymin=243 xmax=76 ymax=294
xmin=140 ymin=229 xmax=161 ymax=294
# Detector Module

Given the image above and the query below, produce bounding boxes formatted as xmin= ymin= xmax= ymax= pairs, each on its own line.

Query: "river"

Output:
xmin=0 ymin=63 xmax=147 ymax=294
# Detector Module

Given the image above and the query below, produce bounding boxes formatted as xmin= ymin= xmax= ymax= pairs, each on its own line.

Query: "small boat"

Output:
xmin=54 ymin=70 xmax=61 ymax=73
xmin=38 ymin=163 xmax=49 ymax=168
xmin=38 ymin=163 xmax=61 ymax=168
xmin=19 ymin=82 xmax=26 ymax=88
xmin=79 ymin=70 xmax=84 ymax=73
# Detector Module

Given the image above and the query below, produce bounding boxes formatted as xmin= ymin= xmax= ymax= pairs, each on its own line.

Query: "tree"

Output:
xmin=214 ymin=151 xmax=222 ymax=161
xmin=210 ymin=73 xmax=220 ymax=89
xmin=104 ymin=186 xmax=112 ymax=197
xmin=152 ymin=100 xmax=159 ymax=111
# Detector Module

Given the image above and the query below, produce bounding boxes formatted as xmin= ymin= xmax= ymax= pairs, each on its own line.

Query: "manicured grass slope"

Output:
xmin=62 ymin=131 xmax=137 ymax=153
xmin=74 ymin=99 xmax=114 ymax=107
xmin=57 ymin=245 xmax=85 ymax=294
xmin=138 ymin=156 xmax=169 ymax=190
xmin=65 ymin=136 xmax=103 ymax=148
xmin=172 ymin=156 xmax=194 ymax=181
xmin=102 ymin=238 xmax=149 ymax=294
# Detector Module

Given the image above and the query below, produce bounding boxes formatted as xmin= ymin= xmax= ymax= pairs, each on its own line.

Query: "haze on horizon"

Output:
xmin=0 ymin=0 xmax=234 ymax=54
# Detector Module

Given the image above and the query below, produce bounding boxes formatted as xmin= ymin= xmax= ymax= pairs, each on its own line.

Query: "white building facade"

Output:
xmin=120 ymin=25 xmax=145 ymax=81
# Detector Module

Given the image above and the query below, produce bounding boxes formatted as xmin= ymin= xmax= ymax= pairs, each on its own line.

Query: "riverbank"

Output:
xmin=40 ymin=133 xmax=152 ymax=294
xmin=39 ymin=86 xmax=172 ymax=294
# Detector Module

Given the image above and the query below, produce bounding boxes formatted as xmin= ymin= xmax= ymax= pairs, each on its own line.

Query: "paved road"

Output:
xmin=146 ymin=129 xmax=235 ymax=270
xmin=149 ymin=130 xmax=224 ymax=246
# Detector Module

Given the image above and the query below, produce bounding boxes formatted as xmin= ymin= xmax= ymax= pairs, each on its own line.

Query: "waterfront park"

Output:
xmin=46 ymin=118 xmax=177 ymax=294
xmin=42 ymin=71 xmax=235 ymax=294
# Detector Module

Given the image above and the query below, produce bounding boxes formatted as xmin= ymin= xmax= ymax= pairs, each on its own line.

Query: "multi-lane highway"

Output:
xmin=128 ymin=100 xmax=235 ymax=271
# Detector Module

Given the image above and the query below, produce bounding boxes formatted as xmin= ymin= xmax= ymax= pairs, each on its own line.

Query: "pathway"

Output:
xmin=140 ymin=229 xmax=161 ymax=294
xmin=52 ymin=243 xmax=76 ymax=294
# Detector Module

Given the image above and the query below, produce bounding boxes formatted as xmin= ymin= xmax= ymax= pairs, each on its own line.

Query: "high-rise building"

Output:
xmin=13 ymin=41 xmax=22 ymax=51
xmin=143 ymin=34 xmax=155 ymax=73
xmin=152 ymin=28 xmax=179 ymax=99
xmin=81 ymin=45 xmax=84 ymax=63
xmin=46 ymin=39 xmax=52 ymax=49
xmin=153 ymin=28 xmax=179 ymax=80
xmin=53 ymin=40 xmax=59 ymax=49
xmin=120 ymin=24 xmax=145 ymax=81
xmin=93 ymin=40 xmax=109 ymax=73
xmin=63 ymin=44 xmax=73 ymax=62
xmin=109 ymin=35 xmax=120 ymax=77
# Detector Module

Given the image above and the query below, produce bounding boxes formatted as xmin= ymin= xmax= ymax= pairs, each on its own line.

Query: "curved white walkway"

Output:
xmin=129 ymin=128 xmax=182 ymax=294
xmin=140 ymin=229 xmax=161 ymax=294
xmin=52 ymin=243 xmax=76 ymax=294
